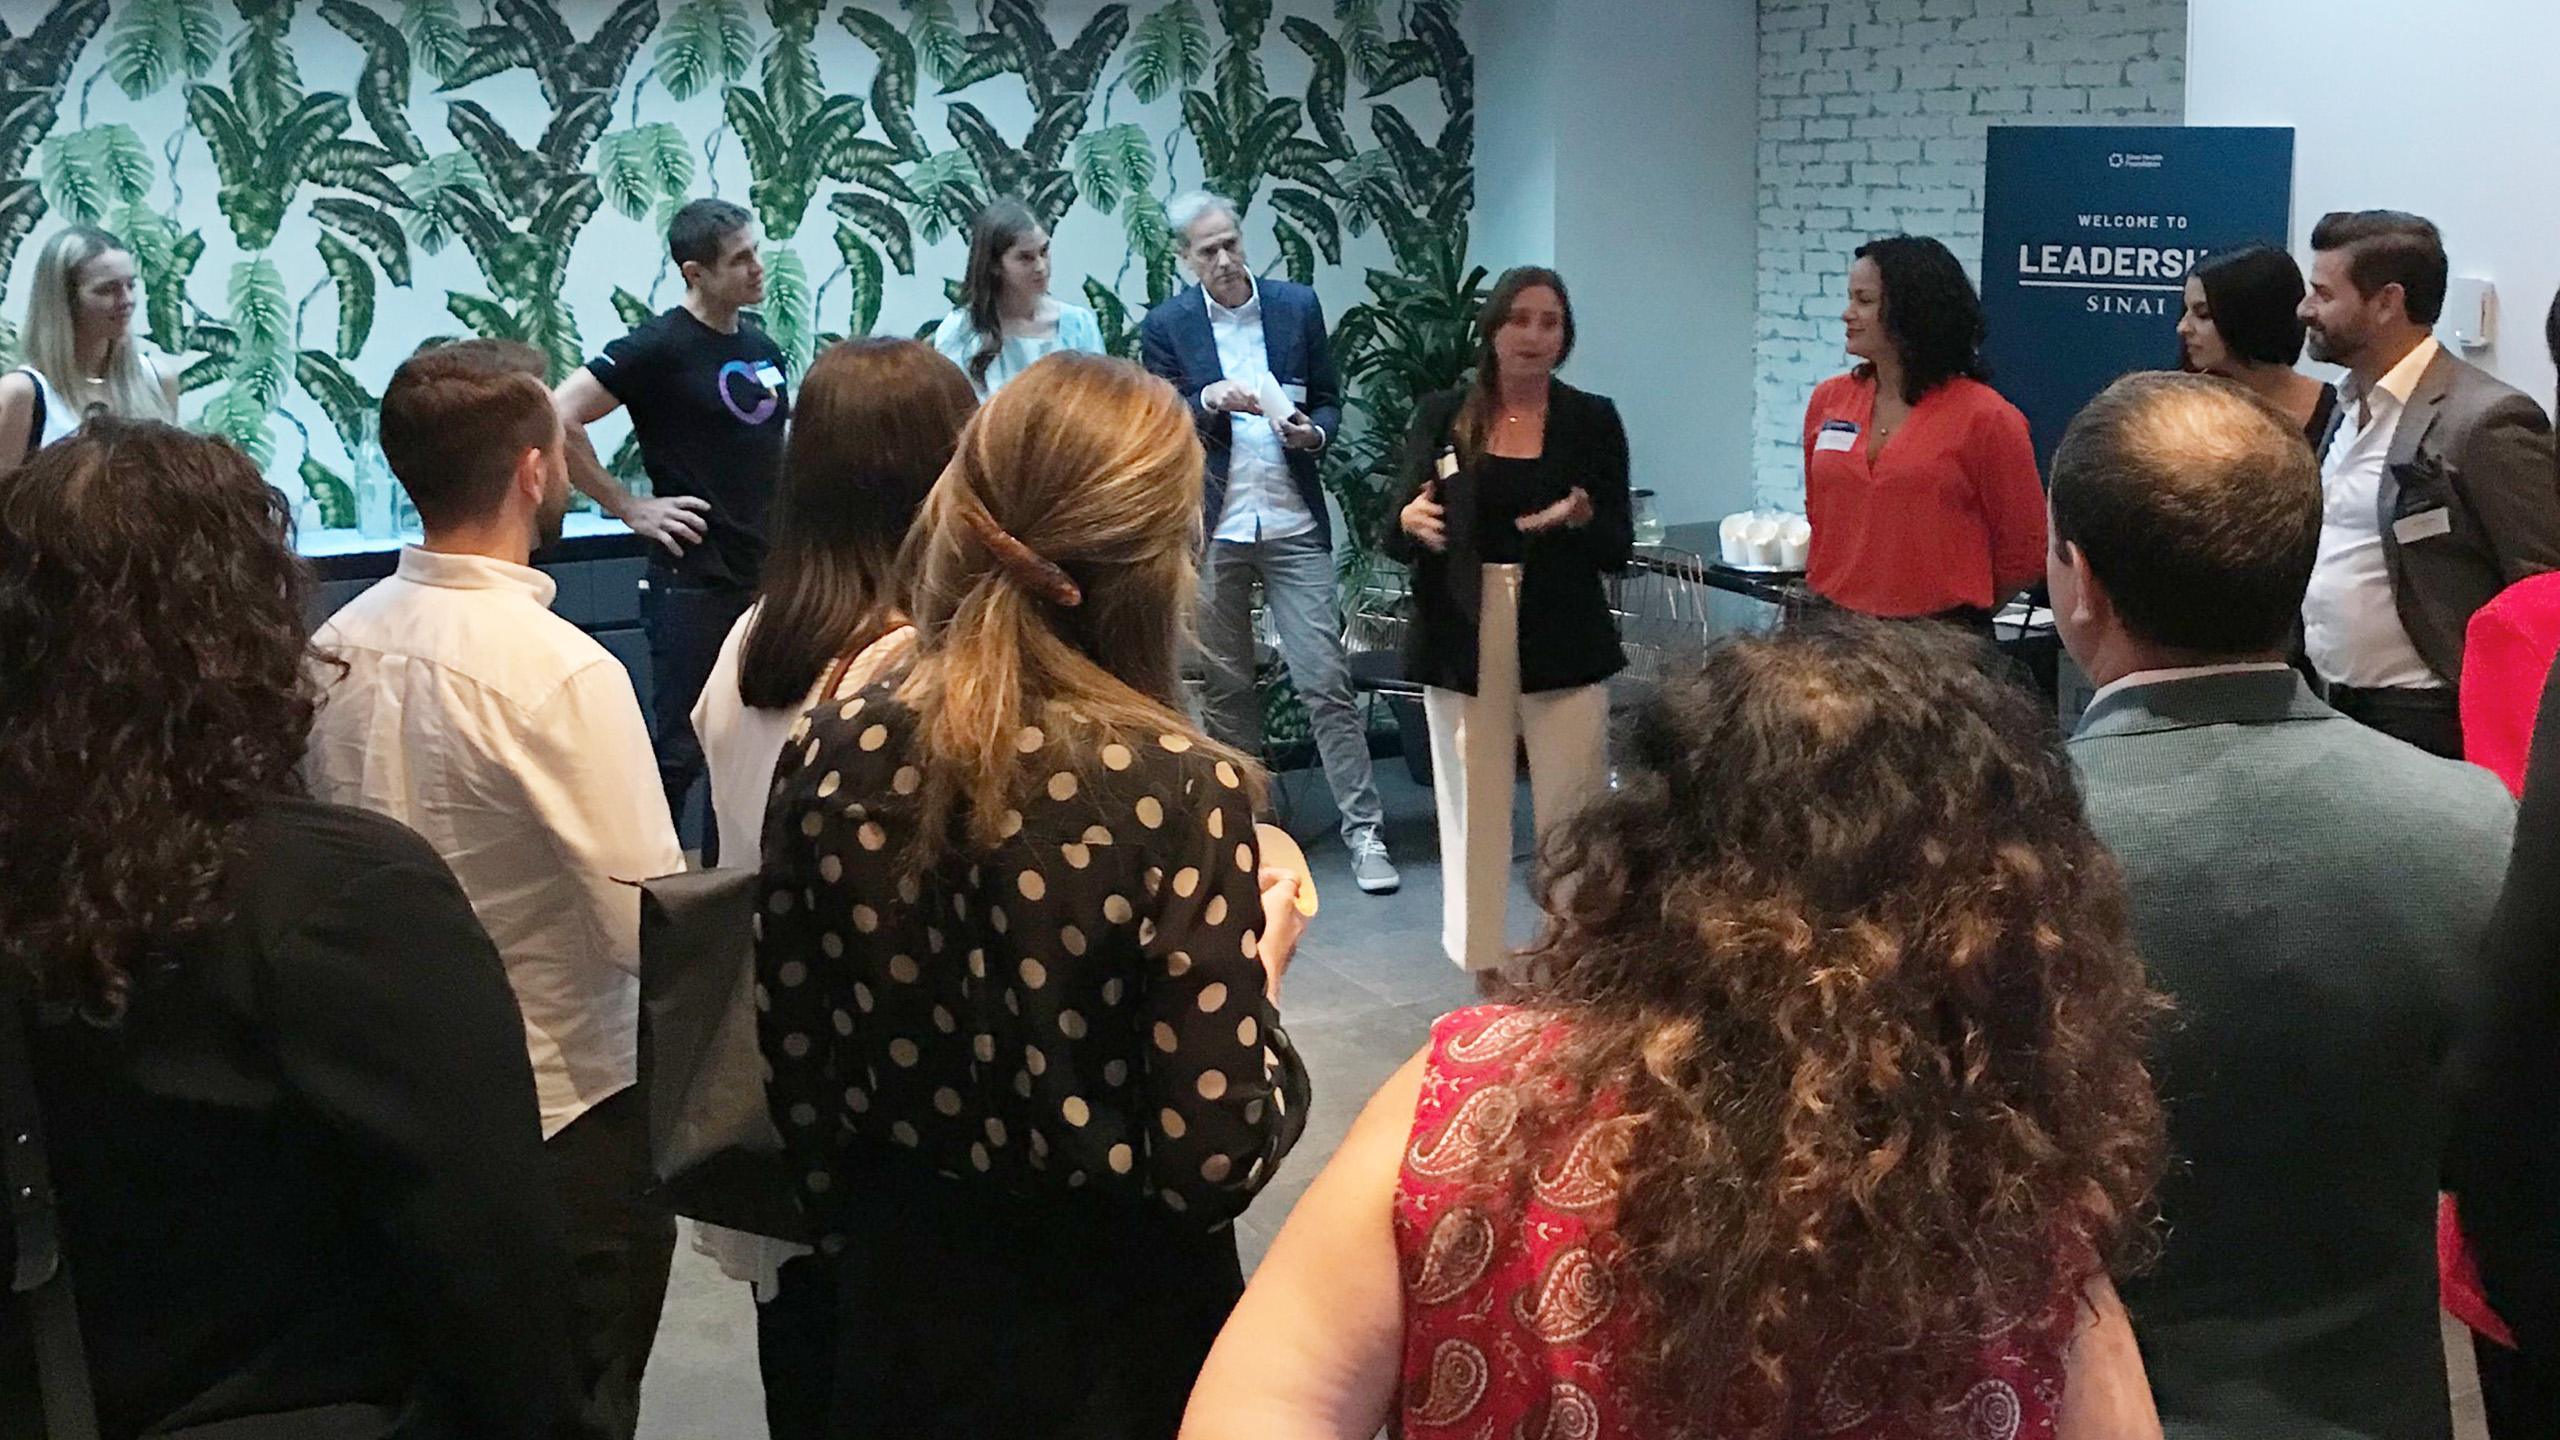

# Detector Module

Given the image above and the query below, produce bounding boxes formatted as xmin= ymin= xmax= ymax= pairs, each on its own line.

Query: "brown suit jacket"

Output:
xmin=2368 ymin=347 xmax=2560 ymax=683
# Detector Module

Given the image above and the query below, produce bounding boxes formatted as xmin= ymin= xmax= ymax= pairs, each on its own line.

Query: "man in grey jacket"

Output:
xmin=2299 ymin=209 xmax=2560 ymax=757
xmin=2052 ymin=371 xmax=2513 ymax=1439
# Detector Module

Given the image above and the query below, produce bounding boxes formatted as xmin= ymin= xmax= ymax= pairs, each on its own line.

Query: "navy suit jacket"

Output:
xmin=1139 ymin=278 xmax=1344 ymax=546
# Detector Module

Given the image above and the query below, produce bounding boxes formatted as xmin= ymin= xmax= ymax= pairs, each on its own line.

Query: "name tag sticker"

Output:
xmin=1283 ymin=382 xmax=1308 ymax=404
xmin=2393 ymin=507 xmax=2453 ymax=544
xmin=1435 ymin=450 xmax=1460 ymax=481
xmin=1814 ymin=427 xmax=1859 ymax=453
xmin=753 ymin=362 xmax=784 ymax=389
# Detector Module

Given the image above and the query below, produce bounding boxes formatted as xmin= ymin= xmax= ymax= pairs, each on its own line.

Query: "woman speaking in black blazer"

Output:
xmin=1383 ymin=266 xmax=1632 ymax=976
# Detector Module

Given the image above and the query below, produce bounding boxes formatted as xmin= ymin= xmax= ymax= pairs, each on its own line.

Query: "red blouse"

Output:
xmin=2459 ymin=570 xmax=2560 ymax=797
xmin=1801 ymin=372 xmax=2047 ymax=618
xmin=1394 ymin=1005 xmax=2076 ymax=1439
xmin=1393 ymin=1006 xmax=1657 ymax=1437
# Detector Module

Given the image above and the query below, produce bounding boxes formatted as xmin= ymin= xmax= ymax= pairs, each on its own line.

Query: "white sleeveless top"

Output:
xmin=15 ymin=366 xmax=82 ymax=455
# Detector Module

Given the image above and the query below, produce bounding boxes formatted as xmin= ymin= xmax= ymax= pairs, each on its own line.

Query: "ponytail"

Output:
xmin=912 ymin=580 xmax=1034 ymax=859
xmin=893 ymin=352 xmax=1267 ymax=876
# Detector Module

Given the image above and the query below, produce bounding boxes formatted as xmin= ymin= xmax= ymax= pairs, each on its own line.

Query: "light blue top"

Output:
xmin=931 ymin=303 xmax=1105 ymax=398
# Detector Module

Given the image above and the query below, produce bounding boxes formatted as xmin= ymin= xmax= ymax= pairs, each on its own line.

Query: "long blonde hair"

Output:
xmin=21 ymin=226 xmax=172 ymax=424
xmin=897 ymin=350 xmax=1262 ymax=863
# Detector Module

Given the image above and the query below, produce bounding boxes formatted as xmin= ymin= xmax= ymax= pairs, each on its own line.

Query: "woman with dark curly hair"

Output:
xmin=1182 ymin=616 xmax=2169 ymax=1440
xmin=0 ymin=421 xmax=586 ymax=1438
xmin=1802 ymin=235 xmax=2047 ymax=631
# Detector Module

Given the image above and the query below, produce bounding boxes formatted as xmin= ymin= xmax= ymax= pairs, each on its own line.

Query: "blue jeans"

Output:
xmin=1196 ymin=528 xmax=1386 ymax=848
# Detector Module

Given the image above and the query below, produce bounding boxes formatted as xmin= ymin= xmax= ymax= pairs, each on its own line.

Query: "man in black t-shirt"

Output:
xmin=555 ymin=199 xmax=791 ymax=858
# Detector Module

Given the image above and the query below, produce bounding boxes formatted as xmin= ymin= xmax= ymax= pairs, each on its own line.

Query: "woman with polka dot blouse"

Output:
xmin=755 ymin=352 xmax=1312 ymax=1439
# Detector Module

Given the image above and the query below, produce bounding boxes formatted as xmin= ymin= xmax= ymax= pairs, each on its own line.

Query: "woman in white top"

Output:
xmin=695 ymin=336 xmax=979 ymax=862
xmin=0 ymin=225 xmax=181 ymax=472
xmin=931 ymin=199 xmax=1104 ymax=398
xmin=689 ymin=335 xmax=976 ymax=1432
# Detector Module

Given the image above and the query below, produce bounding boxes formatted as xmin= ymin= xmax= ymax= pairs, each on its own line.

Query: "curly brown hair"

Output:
xmin=0 ymin=420 xmax=324 ymax=1017
xmin=1501 ymin=616 xmax=2165 ymax=1435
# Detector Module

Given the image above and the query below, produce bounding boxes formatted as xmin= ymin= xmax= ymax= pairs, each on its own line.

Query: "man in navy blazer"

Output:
xmin=1140 ymin=191 xmax=1396 ymax=894
xmin=2054 ymin=372 xmax=2513 ymax=1440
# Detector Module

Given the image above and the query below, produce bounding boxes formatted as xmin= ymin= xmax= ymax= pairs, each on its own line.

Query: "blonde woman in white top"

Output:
xmin=0 ymin=226 xmax=180 ymax=471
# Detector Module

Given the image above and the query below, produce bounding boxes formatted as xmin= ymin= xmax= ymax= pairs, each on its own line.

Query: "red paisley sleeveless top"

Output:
xmin=1393 ymin=1005 xmax=2076 ymax=1440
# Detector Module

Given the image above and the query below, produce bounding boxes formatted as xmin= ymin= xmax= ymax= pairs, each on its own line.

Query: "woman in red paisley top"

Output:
xmin=1182 ymin=617 xmax=2171 ymax=1440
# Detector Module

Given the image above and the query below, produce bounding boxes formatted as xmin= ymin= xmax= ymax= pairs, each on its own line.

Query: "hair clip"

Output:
xmin=958 ymin=499 xmax=1083 ymax=608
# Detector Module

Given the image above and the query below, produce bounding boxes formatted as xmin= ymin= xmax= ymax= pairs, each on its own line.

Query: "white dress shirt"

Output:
xmin=2085 ymin=661 xmax=2297 ymax=715
xmin=306 ymin=547 xmax=684 ymax=1140
xmin=2304 ymin=336 xmax=2444 ymax=691
xmin=1206 ymin=277 xmax=1316 ymax=544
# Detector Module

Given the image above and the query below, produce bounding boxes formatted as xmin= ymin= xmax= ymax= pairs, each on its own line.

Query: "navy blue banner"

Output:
xmin=1979 ymin=126 xmax=2295 ymax=472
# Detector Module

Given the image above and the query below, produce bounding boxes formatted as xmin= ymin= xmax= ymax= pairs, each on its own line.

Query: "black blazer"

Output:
xmin=0 ymin=799 xmax=587 ymax=1440
xmin=1382 ymin=381 xmax=1632 ymax=694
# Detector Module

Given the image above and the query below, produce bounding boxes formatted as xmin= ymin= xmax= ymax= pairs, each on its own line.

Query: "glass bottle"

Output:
xmin=1629 ymin=487 xmax=1666 ymax=548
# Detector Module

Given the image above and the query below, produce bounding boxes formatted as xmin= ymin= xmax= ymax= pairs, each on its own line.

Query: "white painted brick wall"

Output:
xmin=1751 ymin=0 xmax=2186 ymax=503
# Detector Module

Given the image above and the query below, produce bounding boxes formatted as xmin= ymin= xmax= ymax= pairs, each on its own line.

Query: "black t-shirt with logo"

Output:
xmin=589 ymin=306 xmax=791 ymax=589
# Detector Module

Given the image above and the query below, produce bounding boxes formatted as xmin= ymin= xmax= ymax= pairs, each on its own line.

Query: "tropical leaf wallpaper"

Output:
xmin=0 ymin=0 xmax=1477 ymax=548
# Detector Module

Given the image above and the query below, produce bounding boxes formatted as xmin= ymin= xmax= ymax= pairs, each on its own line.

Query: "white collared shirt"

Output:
xmin=306 ymin=547 xmax=685 ymax=1140
xmin=2304 ymin=336 xmax=2444 ymax=691
xmin=2085 ymin=661 xmax=2298 ymax=715
xmin=1206 ymin=277 xmax=1315 ymax=544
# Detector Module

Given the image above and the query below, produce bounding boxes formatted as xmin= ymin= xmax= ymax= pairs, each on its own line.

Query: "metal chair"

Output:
xmin=1609 ymin=545 xmax=1724 ymax=681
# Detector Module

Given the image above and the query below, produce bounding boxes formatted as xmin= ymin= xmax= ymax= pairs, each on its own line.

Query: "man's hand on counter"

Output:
xmin=613 ymin=494 xmax=710 ymax=557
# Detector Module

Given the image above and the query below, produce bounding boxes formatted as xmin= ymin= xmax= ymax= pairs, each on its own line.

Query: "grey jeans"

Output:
xmin=1196 ymin=528 xmax=1386 ymax=848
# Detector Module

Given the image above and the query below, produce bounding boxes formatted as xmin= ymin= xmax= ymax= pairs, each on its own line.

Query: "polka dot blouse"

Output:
xmin=755 ymin=685 xmax=1311 ymax=1244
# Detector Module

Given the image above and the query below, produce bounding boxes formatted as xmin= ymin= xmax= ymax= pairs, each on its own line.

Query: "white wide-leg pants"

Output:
xmin=1422 ymin=563 xmax=1610 ymax=972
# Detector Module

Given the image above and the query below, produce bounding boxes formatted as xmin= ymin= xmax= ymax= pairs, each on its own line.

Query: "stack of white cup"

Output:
xmin=1718 ymin=509 xmax=1813 ymax=570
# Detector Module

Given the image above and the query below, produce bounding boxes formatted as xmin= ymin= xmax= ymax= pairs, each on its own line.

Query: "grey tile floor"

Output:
xmin=634 ymin=763 xmax=2494 ymax=1440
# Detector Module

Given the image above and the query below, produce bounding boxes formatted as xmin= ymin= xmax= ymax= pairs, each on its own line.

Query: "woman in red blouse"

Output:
xmin=1179 ymin=619 xmax=2168 ymax=1440
xmin=1802 ymin=235 xmax=2047 ymax=626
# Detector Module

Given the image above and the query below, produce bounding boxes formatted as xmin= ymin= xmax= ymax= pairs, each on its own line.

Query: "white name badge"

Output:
xmin=1814 ymin=427 xmax=1859 ymax=453
xmin=1283 ymin=383 xmax=1308 ymax=404
xmin=1436 ymin=450 xmax=1460 ymax=481
xmin=2393 ymin=507 xmax=2453 ymax=544
xmin=753 ymin=362 xmax=784 ymax=389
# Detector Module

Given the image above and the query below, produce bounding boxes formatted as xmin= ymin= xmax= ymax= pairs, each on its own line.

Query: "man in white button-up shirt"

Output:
xmin=306 ymin=342 xmax=685 ymax=1440
xmin=2297 ymin=210 xmax=2560 ymax=757
xmin=1140 ymin=192 xmax=1399 ymax=895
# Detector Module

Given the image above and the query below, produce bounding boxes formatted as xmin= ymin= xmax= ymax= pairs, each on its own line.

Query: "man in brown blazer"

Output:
xmin=2298 ymin=209 xmax=2560 ymax=757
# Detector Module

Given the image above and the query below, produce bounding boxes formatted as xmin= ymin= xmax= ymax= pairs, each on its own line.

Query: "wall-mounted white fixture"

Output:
xmin=2444 ymin=276 xmax=2497 ymax=350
